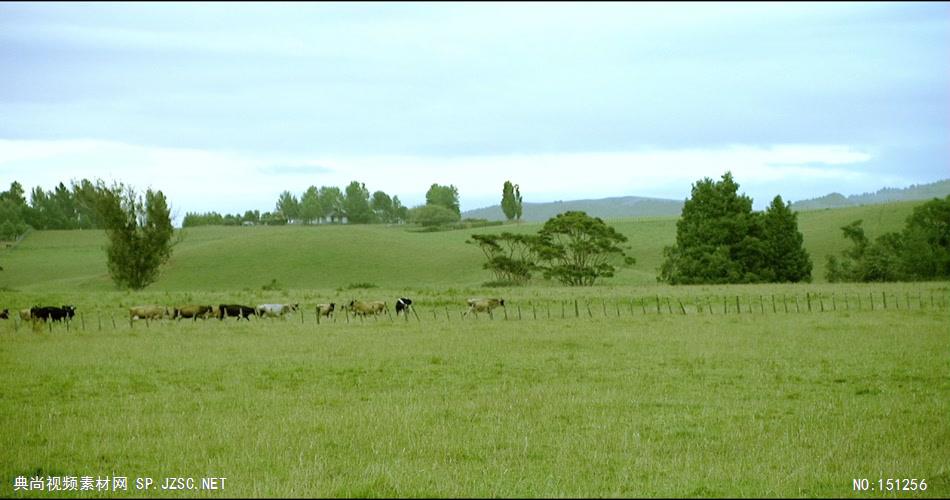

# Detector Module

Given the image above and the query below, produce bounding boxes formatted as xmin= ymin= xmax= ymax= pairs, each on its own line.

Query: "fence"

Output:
xmin=3 ymin=289 xmax=947 ymax=334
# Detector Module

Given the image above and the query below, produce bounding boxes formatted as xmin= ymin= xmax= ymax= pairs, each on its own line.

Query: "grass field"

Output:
xmin=1 ymin=201 xmax=947 ymax=497
xmin=0 ymin=200 xmax=925 ymax=293
xmin=1 ymin=286 xmax=947 ymax=497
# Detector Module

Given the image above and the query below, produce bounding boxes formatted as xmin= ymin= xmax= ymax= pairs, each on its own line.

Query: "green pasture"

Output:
xmin=0 ymin=200 xmax=924 ymax=292
xmin=1 ymin=200 xmax=947 ymax=497
xmin=1 ymin=284 xmax=947 ymax=497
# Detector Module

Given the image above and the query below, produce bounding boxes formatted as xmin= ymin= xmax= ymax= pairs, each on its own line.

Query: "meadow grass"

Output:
xmin=0 ymin=200 xmax=925 ymax=292
xmin=1 ymin=283 xmax=948 ymax=498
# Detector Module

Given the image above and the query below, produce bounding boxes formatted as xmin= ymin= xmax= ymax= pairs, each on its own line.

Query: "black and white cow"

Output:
xmin=31 ymin=305 xmax=77 ymax=322
xmin=395 ymin=297 xmax=413 ymax=316
xmin=218 ymin=304 xmax=257 ymax=321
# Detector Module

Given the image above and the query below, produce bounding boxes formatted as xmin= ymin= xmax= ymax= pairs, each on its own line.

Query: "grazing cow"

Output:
xmin=316 ymin=303 xmax=335 ymax=318
xmin=129 ymin=305 xmax=171 ymax=321
xmin=31 ymin=305 xmax=76 ymax=322
xmin=218 ymin=304 xmax=257 ymax=321
xmin=464 ymin=298 xmax=505 ymax=317
xmin=19 ymin=308 xmax=32 ymax=321
xmin=256 ymin=303 xmax=299 ymax=318
xmin=0 ymin=309 xmax=8 ymax=319
xmin=395 ymin=297 xmax=413 ymax=316
xmin=174 ymin=304 xmax=216 ymax=320
xmin=347 ymin=300 xmax=387 ymax=317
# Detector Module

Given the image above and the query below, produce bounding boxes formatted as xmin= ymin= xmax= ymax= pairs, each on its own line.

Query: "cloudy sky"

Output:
xmin=1 ymin=2 xmax=947 ymax=222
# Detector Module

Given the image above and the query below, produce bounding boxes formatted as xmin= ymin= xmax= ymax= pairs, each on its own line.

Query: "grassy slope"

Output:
xmin=0 ymin=200 xmax=925 ymax=293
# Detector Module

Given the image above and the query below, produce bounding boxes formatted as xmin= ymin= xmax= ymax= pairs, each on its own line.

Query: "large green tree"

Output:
xmin=660 ymin=172 xmax=765 ymax=284
xmin=425 ymin=183 xmax=460 ymax=217
xmin=95 ymin=181 xmax=176 ymax=290
xmin=761 ymin=195 xmax=813 ymax=282
xmin=318 ymin=186 xmax=344 ymax=223
xmin=343 ymin=181 xmax=373 ymax=224
xmin=534 ymin=211 xmax=635 ymax=286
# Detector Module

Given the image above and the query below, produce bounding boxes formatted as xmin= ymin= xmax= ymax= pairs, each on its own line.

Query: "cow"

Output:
xmin=19 ymin=308 xmax=32 ymax=321
xmin=395 ymin=297 xmax=413 ymax=316
xmin=218 ymin=304 xmax=257 ymax=321
xmin=30 ymin=305 xmax=76 ymax=322
xmin=256 ymin=303 xmax=299 ymax=318
xmin=174 ymin=304 xmax=216 ymax=320
xmin=0 ymin=309 xmax=8 ymax=319
xmin=129 ymin=305 xmax=171 ymax=321
xmin=316 ymin=303 xmax=335 ymax=318
xmin=347 ymin=300 xmax=387 ymax=317
xmin=464 ymin=298 xmax=505 ymax=317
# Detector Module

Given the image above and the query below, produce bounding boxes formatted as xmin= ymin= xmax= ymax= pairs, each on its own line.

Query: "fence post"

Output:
xmin=832 ymin=293 xmax=836 ymax=311
xmin=657 ymin=295 xmax=662 ymax=314
xmin=882 ymin=291 xmax=887 ymax=309
xmin=771 ymin=294 xmax=777 ymax=313
xmin=111 ymin=314 xmax=116 ymax=329
xmin=97 ymin=311 xmax=102 ymax=331
xmin=723 ymin=296 xmax=727 ymax=314
xmin=794 ymin=295 xmax=800 ymax=313
xmin=707 ymin=297 xmax=713 ymax=314
xmin=678 ymin=299 xmax=686 ymax=315
xmin=574 ymin=300 xmax=579 ymax=318
xmin=518 ymin=305 xmax=522 ymax=321
xmin=736 ymin=296 xmax=741 ymax=314
xmin=586 ymin=301 xmax=592 ymax=318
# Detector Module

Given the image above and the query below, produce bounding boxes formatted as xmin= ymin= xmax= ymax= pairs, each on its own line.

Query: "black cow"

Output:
xmin=218 ymin=304 xmax=257 ymax=321
xmin=31 ymin=305 xmax=76 ymax=322
xmin=0 ymin=309 xmax=8 ymax=319
xmin=395 ymin=297 xmax=413 ymax=316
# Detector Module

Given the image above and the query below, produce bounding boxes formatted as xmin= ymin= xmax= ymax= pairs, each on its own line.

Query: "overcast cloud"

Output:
xmin=1 ymin=2 xmax=947 ymax=220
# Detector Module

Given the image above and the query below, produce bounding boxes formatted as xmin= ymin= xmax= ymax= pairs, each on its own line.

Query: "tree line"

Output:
xmin=0 ymin=179 xmax=108 ymax=239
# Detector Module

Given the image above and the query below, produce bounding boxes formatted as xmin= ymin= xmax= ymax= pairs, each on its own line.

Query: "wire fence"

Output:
xmin=4 ymin=289 xmax=947 ymax=334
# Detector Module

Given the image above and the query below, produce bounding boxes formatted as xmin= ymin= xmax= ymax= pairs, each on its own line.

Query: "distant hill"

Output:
xmin=462 ymin=196 xmax=685 ymax=222
xmin=791 ymin=179 xmax=950 ymax=211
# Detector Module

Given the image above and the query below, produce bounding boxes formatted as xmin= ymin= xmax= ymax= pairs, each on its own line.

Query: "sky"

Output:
xmin=1 ymin=1 xmax=948 ymax=223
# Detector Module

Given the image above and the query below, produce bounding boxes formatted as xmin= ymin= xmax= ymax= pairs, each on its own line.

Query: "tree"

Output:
xmin=94 ymin=181 xmax=176 ymax=290
xmin=318 ymin=186 xmax=344 ymax=223
xmin=425 ymin=183 xmax=460 ymax=216
xmin=392 ymin=196 xmax=409 ymax=223
xmin=514 ymin=184 xmax=523 ymax=221
xmin=0 ymin=181 xmax=30 ymax=240
xmin=276 ymin=191 xmax=299 ymax=223
xmin=534 ymin=211 xmax=634 ymax=286
xmin=298 ymin=186 xmax=322 ymax=224
xmin=468 ymin=232 xmax=539 ymax=285
xmin=762 ymin=195 xmax=812 ymax=282
xmin=660 ymin=172 xmax=768 ymax=284
xmin=501 ymin=181 xmax=519 ymax=221
xmin=901 ymin=195 xmax=950 ymax=279
xmin=343 ymin=181 xmax=373 ymax=224
xmin=371 ymin=190 xmax=394 ymax=223
xmin=409 ymin=204 xmax=459 ymax=227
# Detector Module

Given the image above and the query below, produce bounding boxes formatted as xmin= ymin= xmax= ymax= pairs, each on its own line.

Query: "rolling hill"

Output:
xmin=461 ymin=196 xmax=685 ymax=222
xmin=0 ymin=200 xmax=926 ymax=293
xmin=790 ymin=178 xmax=950 ymax=211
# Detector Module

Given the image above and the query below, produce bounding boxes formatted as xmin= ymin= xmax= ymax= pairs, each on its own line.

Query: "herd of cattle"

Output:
xmin=0 ymin=297 xmax=507 ymax=323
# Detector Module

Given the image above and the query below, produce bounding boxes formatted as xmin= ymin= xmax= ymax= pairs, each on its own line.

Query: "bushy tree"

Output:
xmin=371 ymin=191 xmax=394 ymax=223
xmin=343 ymin=181 xmax=373 ymax=224
xmin=660 ymin=172 xmax=812 ymax=284
xmin=409 ymin=204 xmax=459 ymax=227
xmin=425 ymin=183 xmax=460 ymax=216
xmin=827 ymin=195 xmax=950 ymax=282
xmin=762 ymin=195 xmax=812 ymax=282
xmin=535 ymin=211 xmax=635 ymax=286
xmin=0 ymin=181 xmax=30 ymax=240
xmin=95 ymin=181 xmax=176 ymax=290
xmin=468 ymin=232 xmax=539 ymax=285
